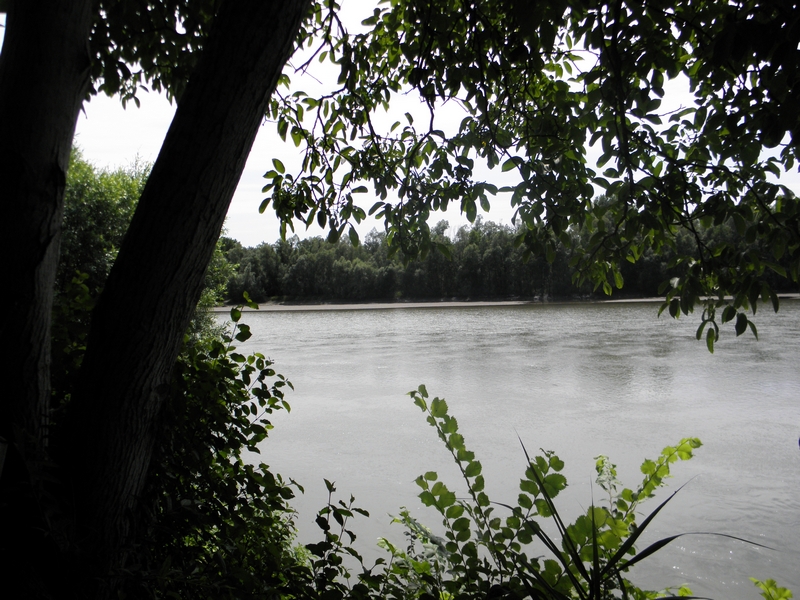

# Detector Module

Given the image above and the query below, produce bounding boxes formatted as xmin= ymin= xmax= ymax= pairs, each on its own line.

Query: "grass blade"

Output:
xmin=590 ymin=501 xmax=600 ymax=599
xmin=523 ymin=517 xmax=587 ymax=596
xmin=514 ymin=555 xmax=573 ymax=600
xmin=600 ymin=482 xmax=686 ymax=578
xmin=518 ymin=437 xmax=591 ymax=598
xmin=617 ymin=532 xmax=774 ymax=573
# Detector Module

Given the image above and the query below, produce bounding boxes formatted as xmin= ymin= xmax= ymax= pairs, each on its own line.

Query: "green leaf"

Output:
xmin=290 ymin=127 xmax=303 ymax=147
xmin=534 ymin=498 xmax=552 ymax=517
xmin=234 ymin=324 xmax=252 ymax=342
xmin=464 ymin=461 xmax=482 ymax=478
xmin=439 ymin=491 xmax=457 ymax=507
xmin=348 ymin=226 xmax=360 ymax=247
xmin=695 ymin=321 xmax=707 ymax=341
xmin=542 ymin=473 xmax=567 ymax=497
xmin=446 ymin=504 xmax=464 ymax=519
xmin=721 ymin=305 xmax=736 ymax=323
xmin=464 ymin=199 xmax=477 ymax=222
xmin=419 ymin=491 xmax=436 ymax=507
xmin=430 ymin=397 xmax=448 ymax=418
xmin=750 ymin=577 xmax=794 ymax=600
xmin=735 ymin=313 xmax=747 ymax=336
xmin=668 ymin=298 xmax=680 ymax=318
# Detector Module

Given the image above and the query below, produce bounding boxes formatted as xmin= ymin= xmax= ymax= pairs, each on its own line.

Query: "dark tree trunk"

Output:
xmin=56 ymin=0 xmax=311 ymax=596
xmin=0 ymin=0 xmax=92 ymax=592
xmin=0 ymin=0 xmax=92 ymax=458
xmin=1 ymin=0 xmax=311 ymax=596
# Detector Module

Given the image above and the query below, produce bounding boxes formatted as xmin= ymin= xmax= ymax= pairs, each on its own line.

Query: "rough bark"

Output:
xmin=56 ymin=0 xmax=311 ymax=595
xmin=0 ymin=0 xmax=91 ymax=458
xmin=0 ymin=0 xmax=92 ymax=593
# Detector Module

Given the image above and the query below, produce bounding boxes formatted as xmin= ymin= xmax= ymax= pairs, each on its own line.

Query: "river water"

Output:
xmin=224 ymin=299 xmax=800 ymax=599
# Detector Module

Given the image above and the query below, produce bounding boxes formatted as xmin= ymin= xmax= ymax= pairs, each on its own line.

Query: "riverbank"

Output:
xmin=212 ymin=293 xmax=800 ymax=312
xmin=212 ymin=299 xmax=536 ymax=312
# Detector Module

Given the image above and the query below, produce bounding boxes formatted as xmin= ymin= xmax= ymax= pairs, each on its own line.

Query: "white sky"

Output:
xmin=0 ymin=7 xmax=490 ymax=247
xmin=68 ymin=0 xmax=500 ymax=248
xmin=3 ymin=9 xmax=798 ymax=248
xmin=73 ymin=81 xmax=499 ymax=247
xmin=74 ymin=93 xmax=520 ymax=249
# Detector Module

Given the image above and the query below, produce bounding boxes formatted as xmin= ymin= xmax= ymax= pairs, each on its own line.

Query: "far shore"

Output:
xmin=212 ymin=293 xmax=800 ymax=313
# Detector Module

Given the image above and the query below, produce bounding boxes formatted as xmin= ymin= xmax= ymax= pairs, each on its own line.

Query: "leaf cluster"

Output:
xmin=89 ymin=0 xmax=220 ymax=104
xmin=375 ymin=384 xmax=767 ymax=600
xmin=124 ymin=307 xmax=306 ymax=599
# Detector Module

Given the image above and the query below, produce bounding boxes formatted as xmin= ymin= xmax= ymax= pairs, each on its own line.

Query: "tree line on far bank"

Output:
xmin=221 ymin=215 xmax=797 ymax=305
xmin=56 ymin=148 xmax=797 ymax=309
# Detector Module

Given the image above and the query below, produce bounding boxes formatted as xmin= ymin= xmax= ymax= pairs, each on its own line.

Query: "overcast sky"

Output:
xmin=72 ymin=81 xmax=506 ymax=248
xmin=3 ymin=10 xmax=798 ymax=249
xmin=72 ymin=90 xmax=362 ymax=247
xmin=0 ymin=8 xmax=488 ymax=247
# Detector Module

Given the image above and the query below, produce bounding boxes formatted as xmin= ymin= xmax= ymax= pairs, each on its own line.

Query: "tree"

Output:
xmin=53 ymin=149 xmax=232 ymax=351
xmin=57 ymin=150 xmax=147 ymax=296
xmin=1 ymin=1 xmax=311 ymax=597
xmin=1 ymin=0 xmax=798 ymax=597
xmin=51 ymin=150 xmax=148 ymax=407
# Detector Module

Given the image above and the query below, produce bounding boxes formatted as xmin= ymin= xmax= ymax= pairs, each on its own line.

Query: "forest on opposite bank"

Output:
xmin=221 ymin=214 xmax=797 ymax=304
xmin=61 ymin=149 xmax=797 ymax=308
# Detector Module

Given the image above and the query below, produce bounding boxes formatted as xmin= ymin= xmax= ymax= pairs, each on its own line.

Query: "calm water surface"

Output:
xmin=225 ymin=300 xmax=800 ymax=599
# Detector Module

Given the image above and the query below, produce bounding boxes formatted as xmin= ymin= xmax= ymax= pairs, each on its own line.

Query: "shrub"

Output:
xmin=124 ymin=306 xmax=308 ymax=599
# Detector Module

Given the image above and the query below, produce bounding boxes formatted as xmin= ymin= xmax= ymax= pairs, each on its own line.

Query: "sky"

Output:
xmin=72 ymin=85 xmax=513 ymax=248
xmin=67 ymin=0 xmax=511 ymax=248
xmin=73 ymin=91 xmax=329 ymax=247
xmin=73 ymin=79 xmax=501 ymax=248
xmin=0 ymin=5 xmax=497 ymax=248
xmin=3 ymin=9 xmax=799 ymax=249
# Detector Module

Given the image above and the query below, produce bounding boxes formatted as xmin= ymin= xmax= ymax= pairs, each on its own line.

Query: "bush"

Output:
xmin=124 ymin=307 xmax=308 ymax=599
xmin=299 ymin=385 xmax=789 ymax=600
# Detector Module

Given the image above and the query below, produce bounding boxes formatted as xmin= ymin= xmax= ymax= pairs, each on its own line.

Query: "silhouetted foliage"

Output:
xmin=224 ymin=212 xmax=797 ymax=304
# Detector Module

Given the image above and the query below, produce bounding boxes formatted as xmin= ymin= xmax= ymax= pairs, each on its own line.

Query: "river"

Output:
xmin=222 ymin=299 xmax=800 ymax=599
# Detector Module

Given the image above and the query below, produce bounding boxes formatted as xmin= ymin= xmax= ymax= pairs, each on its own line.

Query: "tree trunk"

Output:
xmin=0 ymin=0 xmax=92 ymax=460
xmin=57 ymin=0 xmax=311 ymax=596
xmin=0 ymin=0 xmax=92 ymax=592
